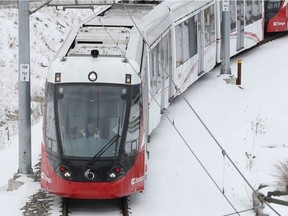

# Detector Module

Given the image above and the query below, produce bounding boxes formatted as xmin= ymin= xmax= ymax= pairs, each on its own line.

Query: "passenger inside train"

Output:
xmin=80 ymin=117 xmax=100 ymax=138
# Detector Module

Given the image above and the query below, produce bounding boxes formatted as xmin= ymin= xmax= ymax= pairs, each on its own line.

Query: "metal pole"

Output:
xmin=220 ymin=0 xmax=231 ymax=75
xmin=18 ymin=0 xmax=32 ymax=174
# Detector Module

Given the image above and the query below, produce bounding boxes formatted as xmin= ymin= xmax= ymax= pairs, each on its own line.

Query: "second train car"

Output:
xmin=265 ymin=0 xmax=288 ymax=32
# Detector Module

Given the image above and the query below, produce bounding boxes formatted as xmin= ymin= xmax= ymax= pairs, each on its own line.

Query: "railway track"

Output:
xmin=62 ymin=197 xmax=130 ymax=216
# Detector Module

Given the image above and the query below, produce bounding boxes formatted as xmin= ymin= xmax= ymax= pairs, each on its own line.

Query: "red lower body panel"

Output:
xmin=41 ymin=144 xmax=145 ymax=199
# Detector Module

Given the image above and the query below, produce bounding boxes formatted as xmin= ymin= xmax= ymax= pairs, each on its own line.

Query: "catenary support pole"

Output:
xmin=18 ymin=0 xmax=32 ymax=174
xmin=220 ymin=0 xmax=231 ymax=75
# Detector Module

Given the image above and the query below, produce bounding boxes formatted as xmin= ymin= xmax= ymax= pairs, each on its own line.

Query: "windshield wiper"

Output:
xmin=86 ymin=134 xmax=121 ymax=165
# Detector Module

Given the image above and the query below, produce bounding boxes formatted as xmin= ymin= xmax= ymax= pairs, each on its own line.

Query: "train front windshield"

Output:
xmin=54 ymin=84 xmax=135 ymax=159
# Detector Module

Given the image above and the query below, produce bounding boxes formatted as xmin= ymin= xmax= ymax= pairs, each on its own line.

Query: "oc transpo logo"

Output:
xmin=273 ymin=22 xmax=285 ymax=26
xmin=131 ymin=176 xmax=144 ymax=185
xmin=84 ymin=169 xmax=95 ymax=180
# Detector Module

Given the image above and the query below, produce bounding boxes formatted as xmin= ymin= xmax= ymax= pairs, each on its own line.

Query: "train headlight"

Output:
xmin=109 ymin=172 xmax=116 ymax=178
xmin=125 ymin=74 xmax=131 ymax=84
xmin=107 ymin=166 xmax=125 ymax=181
xmin=64 ymin=171 xmax=72 ymax=178
xmin=55 ymin=73 xmax=61 ymax=82
xmin=88 ymin=71 xmax=97 ymax=82
xmin=57 ymin=165 xmax=73 ymax=180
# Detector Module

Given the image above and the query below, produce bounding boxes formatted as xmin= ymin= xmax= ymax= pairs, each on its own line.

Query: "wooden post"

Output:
xmin=236 ymin=59 xmax=242 ymax=85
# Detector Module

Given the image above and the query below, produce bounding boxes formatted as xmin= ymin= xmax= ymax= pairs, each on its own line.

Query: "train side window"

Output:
xmin=176 ymin=17 xmax=198 ymax=67
xmin=150 ymin=31 xmax=172 ymax=96
xmin=175 ymin=24 xmax=183 ymax=67
xmin=149 ymin=47 xmax=157 ymax=95
xmin=252 ymin=0 xmax=262 ymax=22
xmin=246 ymin=0 xmax=253 ymax=25
xmin=45 ymin=83 xmax=58 ymax=154
xmin=182 ymin=20 xmax=190 ymax=61
xmin=157 ymin=42 xmax=163 ymax=90
xmin=188 ymin=15 xmax=198 ymax=58
xmin=166 ymin=31 xmax=172 ymax=80
xmin=230 ymin=0 xmax=236 ymax=32
xmin=157 ymin=31 xmax=172 ymax=82
xmin=163 ymin=31 xmax=172 ymax=80
xmin=265 ymin=0 xmax=281 ymax=19
xmin=204 ymin=5 xmax=215 ymax=47
xmin=150 ymin=43 xmax=161 ymax=95
xmin=161 ymin=34 xmax=168 ymax=80
xmin=125 ymin=85 xmax=140 ymax=156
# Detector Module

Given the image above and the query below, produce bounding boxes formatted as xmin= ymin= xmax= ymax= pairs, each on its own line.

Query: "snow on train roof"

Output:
xmin=138 ymin=0 xmax=214 ymax=47
xmin=66 ymin=4 xmax=153 ymax=57
xmin=164 ymin=0 xmax=214 ymax=24
xmin=67 ymin=26 xmax=131 ymax=57
xmin=85 ymin=4 xmax=153 ymax=27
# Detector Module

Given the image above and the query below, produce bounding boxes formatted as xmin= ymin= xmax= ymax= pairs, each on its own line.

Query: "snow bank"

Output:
xmin=0 ymin=6 xmax=93 ymax=149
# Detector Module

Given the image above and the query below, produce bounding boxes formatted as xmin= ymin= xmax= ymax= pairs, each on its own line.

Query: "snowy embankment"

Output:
xmin=0 ymin=7 xmax=92 ymax=215
xmin=0 ymin=6 xmax=93 ymax=150
xmin=0 ymin=5 xmax=288 ymax=216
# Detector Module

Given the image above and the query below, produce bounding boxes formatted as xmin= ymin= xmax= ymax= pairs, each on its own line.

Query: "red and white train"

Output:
xmin=265 ymin=0 xmax=288 ymax=32
xmin=40 ymin=0 xmax=282 ymax=199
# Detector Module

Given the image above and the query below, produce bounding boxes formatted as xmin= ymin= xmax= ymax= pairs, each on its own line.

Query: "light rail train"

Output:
xmin=265 ymin=0 xmax=288 ymax=32
xmin=41 ymin=0 xmax=268 ymax=199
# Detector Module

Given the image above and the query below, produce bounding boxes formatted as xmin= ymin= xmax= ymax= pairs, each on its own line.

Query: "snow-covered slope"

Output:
xmin=0 ymin=6 xmax=93 ymax=149
xmin=0 ymin=4 xmax=288 ymax=216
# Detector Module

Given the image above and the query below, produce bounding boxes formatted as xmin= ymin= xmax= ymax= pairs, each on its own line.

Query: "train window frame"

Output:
xmin=149 ymin=30 xmax=172 ymax=96
xmin=45 ymin=82 xmax=58 ymax=155
xmin=125 ymin=85 xmax=141 ymax=156
xmin=230 ymin=0 xmax=237 ymax=32
xmin=252 ymin=0 xmax=263 ymax=22
xmin=245 ymin=0 xmax=253 ymax=25
xmin=54 ymin=83 xmax=133 ymax=159
xmin=175 ymin=14 xmax=198 ymax=67
xmin=149 ymin=44 xmax=159 ymax=96
xmin=175 ymin=24 xmax=183 ymax=67
xmin=265 ymin=0 xmax=282 ymax=20
xmin=204 ymin=4 xmax=216 ymax=47
xmin=189 ymin=15 xmax=198 ymax=59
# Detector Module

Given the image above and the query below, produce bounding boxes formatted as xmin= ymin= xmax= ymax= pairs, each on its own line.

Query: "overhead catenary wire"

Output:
xmin=222 ymin=208 xmax=254 ymax=216
xmin=92 ymin=7 xmax=241 ymax=215
xmin=92 ymin=3 xmax=281 ymax=216
xmin=222 ymin=150 xmax=226 ymax=194
xmin=118 ymin=3 xmax=282 ymax=215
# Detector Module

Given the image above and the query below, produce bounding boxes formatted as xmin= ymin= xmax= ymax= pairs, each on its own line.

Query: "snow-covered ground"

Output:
xmin=0 ymin=6 xmax=93 ymax=150
xmin=0 ymin=5 xmax=288 ymax=216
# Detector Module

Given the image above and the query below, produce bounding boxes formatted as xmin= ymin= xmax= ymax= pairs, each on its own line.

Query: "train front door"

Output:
xmin=236 ymin=0 xmax=244 ymax=51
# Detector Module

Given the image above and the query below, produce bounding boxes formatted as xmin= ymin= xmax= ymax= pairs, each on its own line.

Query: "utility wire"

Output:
xmin=92 ymin=4 xmax=281 ymax=216
xmin=92 ymin=7 xmax=240 ymax=215
xmin=222 ymin=208 xmax=254 ymax=216
xmin=118 ymin=3 xmax=282 ymax=215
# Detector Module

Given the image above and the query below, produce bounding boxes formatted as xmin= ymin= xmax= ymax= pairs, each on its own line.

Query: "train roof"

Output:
xmin=165 ymin=0 xmax=214 ymax=24
xmin=138 ymin=0 xmax=213 ymax=47
xmin=84 ymin=4 xmax=154 ymax=27
xmin=48 ymin=0 xmax=215 ymax=85
xmin=55 ymin=4 xmax=154 ymax=59
xmin=55 ymin=1 xmax=214 ymax=58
